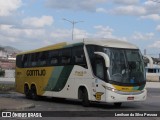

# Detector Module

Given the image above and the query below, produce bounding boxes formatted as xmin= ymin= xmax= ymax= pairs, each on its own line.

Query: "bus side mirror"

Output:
xmin=94 ymin=52 xmax=110 ymax=68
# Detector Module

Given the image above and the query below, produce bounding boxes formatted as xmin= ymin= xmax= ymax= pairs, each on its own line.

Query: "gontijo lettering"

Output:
xmin=26 ymin=69 xmax=46 ymax=76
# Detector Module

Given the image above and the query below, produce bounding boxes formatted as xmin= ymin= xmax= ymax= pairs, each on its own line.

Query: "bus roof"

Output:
xmin=82 ymin=38 xmax=138 ymax=49
xmin=17 ymin=38 xmax=138 ymax=55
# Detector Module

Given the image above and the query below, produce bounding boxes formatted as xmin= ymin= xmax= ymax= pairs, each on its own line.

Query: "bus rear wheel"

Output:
xmin=24 ymin=84 xmax=31 ymax=99
xmin=82 ymin=88 xmax=90 ymax=107
xmin=30 ymin=85 xmax=39 ymax=100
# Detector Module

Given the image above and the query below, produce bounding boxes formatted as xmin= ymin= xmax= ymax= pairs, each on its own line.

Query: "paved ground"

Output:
xmin=0 ymin=97 xmax=35 ymax=111
xmin=0 ymin=78 xmax=160 ymax=119
xmin=0 ymin=78 xmax=34 ymax=111
xmin=0 ymin=80 xmax=159 ymax=111
xmin=0 ymin=88 xmax=160 ymax=120
xmin=146 ymin=82 xmax=160 ymax=88
xmin=0 ymin=92 xmax=35 ymax=111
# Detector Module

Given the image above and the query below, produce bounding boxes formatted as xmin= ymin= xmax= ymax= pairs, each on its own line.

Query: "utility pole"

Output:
xmin=63 ymin=18 xmax=83 ymax=40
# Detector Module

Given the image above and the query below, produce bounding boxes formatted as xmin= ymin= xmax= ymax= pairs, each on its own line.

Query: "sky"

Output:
xmin=0 ymin=0 xmax=160 ymax=57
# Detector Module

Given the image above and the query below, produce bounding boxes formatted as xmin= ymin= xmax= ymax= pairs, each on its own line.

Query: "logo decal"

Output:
xmin=94 ymin=92 xmax=104 ymax=101
xmin=26 ymin=69 xmax=46 ymax=76
xmin=74 ymin=71 xmax=87 ymax=76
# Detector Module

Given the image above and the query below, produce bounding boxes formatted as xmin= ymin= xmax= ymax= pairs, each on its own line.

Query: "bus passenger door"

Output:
xmin=92 ymin=57 xmax=106 ymax=102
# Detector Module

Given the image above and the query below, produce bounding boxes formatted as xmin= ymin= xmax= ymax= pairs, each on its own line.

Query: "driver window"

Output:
xmin=95 ymin=61 xmax=104 ymax=80
xmin=93 ymin=56 xmax=105 ymax=80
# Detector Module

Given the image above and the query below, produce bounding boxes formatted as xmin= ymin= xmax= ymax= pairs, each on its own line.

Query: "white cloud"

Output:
xmin=0 ymin=24 xmax=48 ymax=50
xmin=149 ymin=41 xmax=160 ymax=49
xmin=96 ymin=8 xmax=108 ymax=13
xmin=93 ymin=25 xmax=114 ymax=38
xmin=22 ymin=16 xmax=54 ymax=28
xmin=50 ymin=29 xmax=71 ymax=39
xmin=0 ymin=25 xmax=45 ymax=39
xmin=132 ymin=32 xmax=154 ymax=40
xmin=111 ymin=5 xmax=146 ymax=16
xmin=96 ymin=0 xmax=160 ymax=22
xmin=74 ymin=28 xmax=89 ymax=39
xmin=140 ymin=14 xmax=160 ymax=21
xmin=156 ymin=25 xmax=160 ymax=31
xmin=88 ymin=25 xmax=127 ymax=41
xmin=45 ymin=0 xmax=107 ymax=12
xmin=144 ymin=1 xmax=157 ymax=6
xmin=50 ymin=25 xmax=126 ymax=41
xmin=0 ymin=23 xmax=128 ymax=50
xmin=50 ymin=28 xmax=89 ymax=41
xmin=144 ymin=1 xmax=160 ymax=15
xmin=112 ymin=0 xmax=139 ymax=5
xmin=0 ymin=0 xmax=22 ymax=16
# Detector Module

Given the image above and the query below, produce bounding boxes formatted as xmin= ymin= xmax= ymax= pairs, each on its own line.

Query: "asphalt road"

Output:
xmin=13 ymin=88 xmax=159 ymax=111
xmin=2 ymin=87 xmax=158 ymax=120
xmin=0 ymin=78 xmax=160 ymax=120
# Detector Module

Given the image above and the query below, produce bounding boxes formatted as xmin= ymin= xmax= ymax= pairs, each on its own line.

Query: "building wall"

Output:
xmin=4 ymin=70 xmax=15 ymax=78
xmin=0 ymin=50 xmax=7 ymax=58
xmin=0 ymin=59 xmax=15 ymax=69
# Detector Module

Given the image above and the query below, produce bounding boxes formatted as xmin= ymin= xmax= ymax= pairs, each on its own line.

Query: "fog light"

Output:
xmin=111 ymin=96 xmax=115 ymax=99
xmin=143 ymin=96 xmax=146 ymax=99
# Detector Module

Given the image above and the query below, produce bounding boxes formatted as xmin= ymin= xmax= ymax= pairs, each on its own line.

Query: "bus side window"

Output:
xmin=30 ymin=53 xmax=39 ymax=67
xmin=72 ymin=46 xmax=87 ymax=68
xmin=22 ymin=54 xmax=29 ymax=68
xmin=16 ymin=55 xmax=22 ymax=68
xmin=60 ymin=48 xmax=71 ymax=65
xmin=48 ymin=50 xmax=59 ymax=66
xmin=39 ymin=51 xmax=48 ymax=66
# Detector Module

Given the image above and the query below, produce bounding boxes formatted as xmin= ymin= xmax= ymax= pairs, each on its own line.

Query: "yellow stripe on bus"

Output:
xmin=112 ymin=84 xmax=139 ymax=92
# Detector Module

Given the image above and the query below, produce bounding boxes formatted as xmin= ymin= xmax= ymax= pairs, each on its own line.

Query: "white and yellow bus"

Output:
xmin=16 ymin=39 xmax=147 ymax=107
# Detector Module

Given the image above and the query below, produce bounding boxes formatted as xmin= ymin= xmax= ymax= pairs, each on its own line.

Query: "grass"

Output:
xmin=0 ymin=84 xmax=15 ymax=93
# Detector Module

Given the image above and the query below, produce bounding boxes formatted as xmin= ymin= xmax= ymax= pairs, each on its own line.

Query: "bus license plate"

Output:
xmin=127 ymin=97 xmax=134 ymax=100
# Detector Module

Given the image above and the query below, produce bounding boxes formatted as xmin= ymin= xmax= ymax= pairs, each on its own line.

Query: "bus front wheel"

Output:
xmin=82 ymin=88 xmax=90 ymax=107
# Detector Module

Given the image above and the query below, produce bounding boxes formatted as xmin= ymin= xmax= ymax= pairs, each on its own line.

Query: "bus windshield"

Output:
xmin=104 ymin=48 xmax=145 ymax=84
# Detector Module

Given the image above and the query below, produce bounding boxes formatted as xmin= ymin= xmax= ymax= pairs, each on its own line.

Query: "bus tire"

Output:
xmin=82 ymin=88 xmax=90 ymax=107
xmin=24 ymin=84 xmax=31 ymax=99
xmin=114 ymin=102 xmax=122 ymax=107
xmin=30 ymin=85 xmax=39 ymax=100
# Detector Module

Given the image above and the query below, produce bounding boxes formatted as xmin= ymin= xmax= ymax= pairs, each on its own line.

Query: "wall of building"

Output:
xmin=4 ymin=70 xmax=15 ymax=78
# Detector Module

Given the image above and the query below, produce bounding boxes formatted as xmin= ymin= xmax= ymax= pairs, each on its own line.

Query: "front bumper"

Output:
xmin=106 ymin=89 xmax=147 ymax=103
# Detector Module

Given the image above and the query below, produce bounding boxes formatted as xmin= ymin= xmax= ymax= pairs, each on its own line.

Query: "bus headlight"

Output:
xmin=102 ymin=85 xmax=117 ymax=92
xmin=106 ymin=86 xmax=117 ymax=92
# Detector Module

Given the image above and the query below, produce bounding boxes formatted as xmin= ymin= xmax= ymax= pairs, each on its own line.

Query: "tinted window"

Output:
xmin=16 ymin=55 xmax=22 ymax=68
xmin=60 ymin=48 xmax=71 ymax=65
xmin=94 ymin=58 xmax=105 ymax=80
xmin=39 ymin=51 xmax=48 ymax=66
xmin=30 ymin=53 xmax=39 ymax=67
xmin=18 ymin=45 xmax=88 ymax=68
xmin=48 ymin=50 xmax=59 ymax=65
xmin=22 ymin=54 xmax=30 ymax=68
xmin=72 ymin=46 xmax=87 ymax=68
xmin=148 ymin=69 xmax=156 ymax=73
